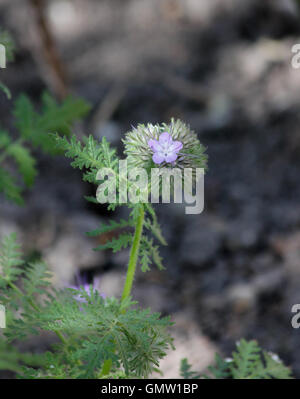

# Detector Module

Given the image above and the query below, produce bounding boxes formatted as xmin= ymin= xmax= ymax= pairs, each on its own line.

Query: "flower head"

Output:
xmin=148 ymin=132 xmax=183 ymax=164
xmin=123 ymin=118 xmax=207 ymax=171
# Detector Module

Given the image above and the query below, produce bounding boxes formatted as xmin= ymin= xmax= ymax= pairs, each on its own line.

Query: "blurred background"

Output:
xmin=1 ymin=0 xmax=300 ymax=378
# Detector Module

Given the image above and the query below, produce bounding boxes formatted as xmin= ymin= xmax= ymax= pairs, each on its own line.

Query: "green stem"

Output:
xmin=121 ymin=206 xmax=145 ymax=302
xmin=54 ymin=330 xmax=68 ymax=345
xmin=101 ymin=206 xmax=145 ymax=377
xmin=99 ymin=359 xmax=113 ymax=378
xmin=7 ymin=281 xmax=23 ymax=297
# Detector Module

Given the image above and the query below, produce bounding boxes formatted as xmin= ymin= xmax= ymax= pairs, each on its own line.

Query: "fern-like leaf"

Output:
xmin=6 ymin=143 xmax=37 ymax=187
xmin=0 ymin=232 xmax=23 ymax=286
xmin=180 ymin=358 xmax=201 ymax=379
xmin=87 ymin=219 xmax=133 ymax=237
xmin=14 ymin=93 xmax=90 ymax=154
xmin=94 ymin=233 xmax=133 ymax=253
xmin=230 ymin=339 xmax=261 ymax=379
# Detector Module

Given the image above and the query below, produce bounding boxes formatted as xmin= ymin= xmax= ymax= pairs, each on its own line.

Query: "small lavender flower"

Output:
xmin=123 ymin=118 xmax=207 ymax=171
xmin=68 ymin=273 xmax=102 ymax=304
xmin=148 ymin=132 xmax=183 ymax=164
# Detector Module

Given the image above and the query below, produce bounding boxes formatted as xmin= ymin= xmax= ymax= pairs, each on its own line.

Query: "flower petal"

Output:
xmin=148 ymin=139 xmax=162 ymax=152
xmin=153 ymin=152 xmax=165 ymax=164
xmin=159 ymin=132 xmax=172 ymax=145
xmin=165 ymin=152 xmax=178 ymax=163
xmin=171 ymin=141 xmax=183 ymax=152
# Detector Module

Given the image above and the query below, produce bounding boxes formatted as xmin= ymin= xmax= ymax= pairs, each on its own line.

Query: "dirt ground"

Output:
xmin=1 ymin=0 xmax=300 ymax=377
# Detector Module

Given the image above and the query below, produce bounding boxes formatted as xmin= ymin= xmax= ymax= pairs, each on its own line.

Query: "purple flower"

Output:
xmin=148 ymin=132 xmax=183 ymax=164
xmin=68 ymin=273 xmax=103 ymax=304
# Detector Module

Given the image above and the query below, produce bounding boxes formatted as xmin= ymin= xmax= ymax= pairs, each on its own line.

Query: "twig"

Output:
xmin=28 ymin=0 xmax=68 ymax=99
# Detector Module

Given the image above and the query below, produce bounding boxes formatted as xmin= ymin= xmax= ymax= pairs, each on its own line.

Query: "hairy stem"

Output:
xmin=101 ymin=206 xmax=145 ymax=376
xmin=121 ymin=206 xmax=145 ymax=301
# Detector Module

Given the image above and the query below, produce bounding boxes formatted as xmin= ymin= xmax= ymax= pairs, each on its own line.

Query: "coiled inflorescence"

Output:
xmin=123 ymin=118 xmax=208 ymax=172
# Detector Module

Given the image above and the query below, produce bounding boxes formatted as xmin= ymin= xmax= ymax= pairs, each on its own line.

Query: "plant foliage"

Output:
xmin=180 ymin=339 xmax=293 ymax=379
xmin=0 ymin=233 xmax=174 ymax=378
xmin=0 ymin=93 xmax=90 ymax=204
xmin=55 ymin=134 xmax=167 ymax=273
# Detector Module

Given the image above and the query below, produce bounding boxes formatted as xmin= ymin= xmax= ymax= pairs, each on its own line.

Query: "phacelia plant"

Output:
xmin=0 ymin=31 xmax=293 ymax=379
